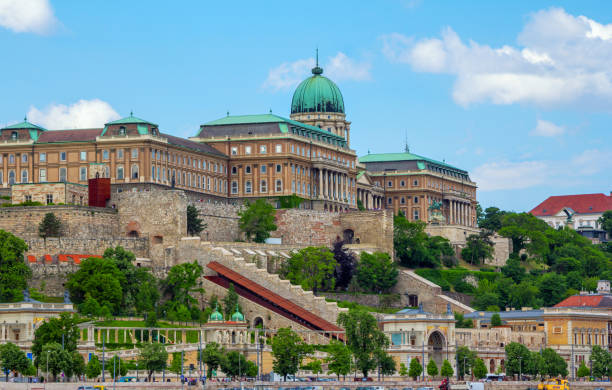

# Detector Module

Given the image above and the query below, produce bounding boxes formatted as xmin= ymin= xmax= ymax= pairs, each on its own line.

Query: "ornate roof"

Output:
xmin=209 ymin=303 xmax=223 ymax=322
xmin=291 ymin=61 xmax=345 ymax=114
xmin=230 ymin=304 xmax=244 ymax=322
xmin=1 ymin=117 xmax=46 ymax=131
xmin=105 ymin=112 xmax=157 ymax=126
xmin=530 ymin=193 xmax=612 ymax=217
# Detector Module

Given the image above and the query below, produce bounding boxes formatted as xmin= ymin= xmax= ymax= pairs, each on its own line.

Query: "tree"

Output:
xmin=504 ymin=342 xmax=531 ymax=377
xmin=337 ymin=308 xmax=389 ymax=378
xmin=378 ymin=352 xmax=396 ymax=378
xmin=202 ymin=342 xmax=225 ymax=379
xmin=355 ymin=252 xmax=398 ymax=294
xmin=456 ymin=346 xmax=477 ymax=379
xmin=38 ymin=212 xmax=62 ymax=240
xmin=479 ymin=207 xmax=505 ymax=231
xmin=32 ymin=313 xmax=79 ymax=365
xmin=85 ymin=355 xmax=102 ymax=381
xmin=270 ymin=328 xmax=313 ymax=381
xmin=394 ymin=217 xmax=443 ymax=268
xmin=408 ymin=358 xmax=423 ymax=380
xmin=441 ymin=359 xmax=454 ymax=378
xmin=598 ymin=210 xmax=612 ymax=237
xmin=454 ymin=313 xmax=473 ymax=328
xmin=106 ymin=355 xmax=128 ymax=379
xmin=590 ymin=345 xmax=612 ymax=379
xmin=222 ymin=283 xmax=240 ymax=319
xmin=491 ymin=313 xmax=502 ymax=327
xmin=0 ymin=342 xmax=30 ymax=381
xmin=302 ymin=359 xmax=323 ymax=379
xmin=281 ymin=246 xmax=337 ymax=293
xmin=37 ymin=342 xmax=72 ymax=382
xmin=461 ymin=231 xmax=494 ymax=265
xmin=501 ymin=257 xmax=526 ymax=283
xmin=221 ymin=351 xmax=251 ymax=379
xmin=576 ymin=361 xmax=589 ymax=378
xmin=427 ymin=359 xmax=439 ymax=378
xmin=332 ymin=240 xmax=357 ymax=291
xmin=473 ymin=358 xmax=487 ymax=379
xmin=187 ymin=205 xmax=206 ymax=236
xmin=0 ymin=230 xmax=31 ymax=302
xmin=70 ymin=351 xmax=85 ymax=380
xmin=537 ymin=273 xmax=567 ymax=305
xmin=162 ymin=261 xmax=204 ymax=308
xmin=168 ymin=352 xmax=183 ymax=375
xmin=325 ymin=340 xmax=352 ymax=380
xmin=238 ymin=199 xmax=277 ymax=243
xmin=79 ymin=297 xmax=101 ymax=317
xmin=140 ymin=343 xmax=168 ymax=381
xmin=399 ymin=363 xmax=409 ymax=377
xmin=541 ymin=348 xmax=568 ymax=377
xmin=65 ymin=257 xmax=124 ymax=313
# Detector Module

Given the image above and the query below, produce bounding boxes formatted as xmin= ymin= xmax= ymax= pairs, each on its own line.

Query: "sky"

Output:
xmin=0 ymin=0 xmax=610 ymax=212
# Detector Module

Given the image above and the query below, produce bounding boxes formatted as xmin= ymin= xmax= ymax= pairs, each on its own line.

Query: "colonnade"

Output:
xmin=355 ymin=188 xmax=383 ymax=210
xmin=448 ymin=199 xmax=474 ymax=227
xmin=316 ymin=168 xmax=351 ymax=205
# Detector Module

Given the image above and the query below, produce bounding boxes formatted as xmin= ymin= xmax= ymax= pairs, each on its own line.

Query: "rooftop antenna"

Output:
xmin=24 ymin=115 xmax=27 ymax=122
xmin=316 ymin=47 xmax=319 ymax=68
xmin=404 ymin=130 xmax=409 ymax=153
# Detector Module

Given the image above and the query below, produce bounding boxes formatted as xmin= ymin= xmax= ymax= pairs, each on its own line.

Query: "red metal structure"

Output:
xmin=88 ymin=178 xmax=111 ymax=207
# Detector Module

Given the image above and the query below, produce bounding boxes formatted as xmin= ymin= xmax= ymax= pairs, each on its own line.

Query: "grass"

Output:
xmin=93 ymin=320 xmax=194 ymax=328
xmin=325 ymin=298 xmax=401 ymax=314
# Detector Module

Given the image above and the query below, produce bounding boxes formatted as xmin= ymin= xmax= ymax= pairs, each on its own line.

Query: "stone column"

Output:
xmin=1 ymin=323 xmax=4 ymax=340
xmin=324 ymin=170 xmax=328 ymax=199
xmin=335 ymin=172 xmax=339 ymax=200
xmin=318 ymin=169 xmax=323 ymax=199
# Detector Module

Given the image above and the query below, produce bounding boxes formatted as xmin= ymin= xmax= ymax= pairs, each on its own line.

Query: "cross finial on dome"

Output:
xmin=316 ymin=47 xmax=319 ymax=67
xmin=312 ymin=48 xmax=323 ymax=75
xmin=130 ymin=110 xmax=133 ymax=117
xmin=24 ymin=115 xmax=27 ymax=122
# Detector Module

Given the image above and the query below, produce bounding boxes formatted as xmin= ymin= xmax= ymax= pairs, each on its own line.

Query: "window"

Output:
xmin=117 ymin=149 xmax=124 ymax=159
xmin=131 ymin=148 xmax=138 ymax=158
xmin=260 ymin=145 xmax=267 ymax=154
xmin=39 ymin=152 xmax=46 ymax=162
xmin=414 ymin=196 xmax=419 ymax=204
xmin=276 ymin=179 xmax=282 ymax=192
xmin=245 ymin=165 xmax=251 ymax=174
xmin=231 ymin=166 xmax=237 ymax=174
xmin=231 ymin=181 xmax=238 ymax=194
xmin=291 ymin=145 xmax=295 ymax=153
xmin=400 ymin=180 xmax=405 ymax=187
xmin=39 ymin=169 xmax=46 ymax=182
xmin=387 ymin=197 xmax=392 ymax=204
xmin=276 ymin=164 xmax=281 ymax=173
xmin=21 ymin=154 xmax=27 ymax=163
xmin=245 ymin=180 xmax=252 ymax=193
xmin=117 ymin=165 xmax=124 ymax=180
xmin=103 ymin=150 xmax=109 ymax=160
xmin=245 ymin=146 xmax=252 ymax=155
xmin=275 ymin=144 xmax=282 ymax=153
xmin=24 ymin=195 xmax=32 ymax=203
xmin=80 ymin=151 xmax=87 ymax=161
xmin=11 ymin=132 xmax=18 ymax=140
xmin=413 ymin=209 xmax=419 ymax=220
xmin=8 ymin=170 xmax=15 ymax=185
xmin=80 ymin=167 xmax=87 ymax=181
xmin=400 ymin=197 xmax=405 ymax=204
xmin=261 ymin=164 xmax=266 ymax=174
xmin=387 ymin=181 xmax=392 ymax=187
xmin=21 ymin=169 xmax=28 ymax=183
xmin=9 ymin=154 xmax=14 ymax=164
xmin=131 ymin=164 xmax=139 ymax=179
xmin=59 ymin=167 xmax=67 ymax=182
xmin=260 ymin=179 xmax=267 ymax=193
xmin=60 ymin=151 xmax=67 ymax=161
xmin=413 ymin=180 xmax=419 ymax=186
xmin=46 ymin=194 xmax=53 ymax=205
xmin=231 ymin=147 xmax=238 ymax=155
xmin=119 ymin=126 xmax=126 ymax=135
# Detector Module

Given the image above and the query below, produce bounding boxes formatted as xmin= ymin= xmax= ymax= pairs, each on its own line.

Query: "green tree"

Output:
xmin=394 ymin=217 xmax=444 ymax=268
xmin=399 ymin=362 xmax=409 ymax=377
xmin=590 ymin=345 xmax=612 ymax=379
xmin=0 ymin=342 xmax=30 ymax=381
xmin=325 ymin=340 xmax=352 ymax=380
xmin=66 ymin=257 xmax=124 ymax=313
xmin=85 ymin=355 xmax=102 ymax=380
xmin=168 ymin=352 xmax=183 ymax=375
xmin=332 ymin=240 xmax=357 ymax=291
xmin=302 ymin=359 xmax=323 ymax=379
xmin=427 ymin=359 xmax=439 ymax=378
xmin=271 ymin=328 xmax=313 ymax=381
xmin=479 ymin=207 xmax=506 ymax=231
xmin=221 ymin=351 xmax=251 ymax=379
xmin=501 ymin=257 xmax=526 ymax=283
xmin=357 ymin=199 xmax=365 ymax=211
xmin=408 ymin=358 xmax=423 ymax=380
xmin=238 ymin=199 xmax=277 ymax=243
xmin=202 ymin=342 xmax=225 ymax=379
xmin=37 ymin=342 xmax=72 ymax=382
xmin=337 ymin=308 xmax=389 ymax=378
xmin=473 ymin=358 xmax=487 ymax=379
xmin=140 ymin=343 xmax=168 ymax=382
xmin=32 ymin=313 xmax=79 ymax=365
xmin=598 ymin=210 xmax=612 ymax=237
xmin=378 ymin=351 xmax=396 ymax=378
xmin=79 ymin=296 xmax=101 ymax=317
xmin=461 ymin=231 xmax=494 ymax=265
xmin=107 ymin=355 xmax=128 ymax=379
xmin=355 ymin=252 xmax=398 ymax=294
xmin=576 ymin=361 xmax=590 ymax=378
xmin=222 ymin=283 xmax=241 ymax=319
xmin=70 ymin=351 xmax=86 ymax=380
xmin=499 ymin=212 xmax=549 ymax=256
xmin=457 ymin=346 xmax=477 ymax=379
xmin=162 ymin=261 xmax=204 ymax=308
xmin=0 ymin=230 xmax=31 ymax=302
xmin=537 ymin=273 xmax=567 ymax=305
xmin=441 ymin=359 xmax=454 ymax=378
xmin=491 ymin=313 xmax=502 ymax=327
xmin=281 ymin=247 xmax=337 ymax=293
xmin=541 ymin=348 xmax=568 ymax=377
xmin=454 ymin=313 xmax=473 ymax=328
xmin=38 ymin=212 xmax=63 ymax=240
xmin=187 ymin=205 xmax=206 ymax=236
xmin=504 ymin=342 xmax=531 ymax=377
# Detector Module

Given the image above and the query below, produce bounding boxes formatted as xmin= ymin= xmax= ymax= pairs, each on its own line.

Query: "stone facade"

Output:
xmin=11 ymin=182 xmax=89 ymax=206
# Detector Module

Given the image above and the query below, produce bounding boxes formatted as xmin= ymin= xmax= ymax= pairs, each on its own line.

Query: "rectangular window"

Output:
xmin=245 ymin=146 xmax=252 ymax=155
xmin=9 ymin=154 xmax=14 ymax=164
xmin=275 ymin=144 xmax=282 ymax=153
xmin=276 ymin=164 xmax=281 ymax=173
xmin=103 ymin=150 xmax=109 ymax=160
xmin=117 ymin=149 xmax=124 ymax=159
xmin=60 ymin=151 xmax=66 ymax=161
xmin=80 ymin=167 xmax=87 ymax=181
xmin=276 ymin=179 xmax=282 ymax=192
xmin=21 ymin=169 xmax=28 ymax=183
xmin=261 ymin=164 xmax=267 ymax=174
xmin=80 ymin=151 xmax=87 ymax=161
xmin=231 ymin=181 xmax=238 ymax=194
xmin=245 ymin=165 xmax=251 ymax=174
xmin=413 ymin=209 xmax=419 ymax=220
xmin=21 ymin=154 xmax=27 ymax=163
xmin=39 ymin=152 xmax=46 ymax=162
xmin=260 ymin=179 xmax=267 ymax=193
xmin=24 ymin=195 xmax=32 ymax=203
xmin=59 ymin=167 xmax=67 ymax=182
xmin=117 ymin=165 xmax=124 ymax=180
xmin=132 ymin=148 xmax=138 ymax=158
xmin=245 ymin=180 xmax=252 ymax=193
xmin=231 ymin=147 xmax=238 ymax=155
xmin=46 ymin=194 xmax=53 ymax=205
xmin=39 ymin=169 xmax=46 ymax=182
xmin=291 ymin=145 xmax=295 ymax=153
xmin=414 ymin=196 xmax=419 ymax=204
xmin=260 ymin=145 xmax=267 ymax=154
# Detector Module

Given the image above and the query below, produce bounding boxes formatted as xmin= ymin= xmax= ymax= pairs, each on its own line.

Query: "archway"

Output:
xmin=343 ymin=229 xmax=354 ymax=244
xmin=427 ymin=330 xmax=445 ymax=368
xmin=254 ymin=317 xmax=264 ymax=328
xmin=128 ymin=230 xmax=139 ymax=238
xmin=490 ymin=359 xmax=495 ymax=373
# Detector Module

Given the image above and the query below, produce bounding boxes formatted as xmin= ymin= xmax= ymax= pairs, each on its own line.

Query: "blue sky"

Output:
xmin=0 ymin=0 xmax=610 ymax=212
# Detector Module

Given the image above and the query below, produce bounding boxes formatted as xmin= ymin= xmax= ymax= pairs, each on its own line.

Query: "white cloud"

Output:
xmin=28 ymin=99 xmax=120 ymax=129
xmin=530 ymin=119 xmax=565 ymax=137
xmin=381 ymin=8 xmax=612 ymax=107
xmin=0 ymin=0 xmax=58 ymax=34
xmin=472 ymin=149 xmax=612 ymax=191
xmin=263 ymin=52 xmax=371 ymax=91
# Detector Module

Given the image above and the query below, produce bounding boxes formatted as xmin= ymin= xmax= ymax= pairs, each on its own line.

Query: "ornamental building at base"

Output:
xmin=0 ymin=60 xmax=476 ymax=226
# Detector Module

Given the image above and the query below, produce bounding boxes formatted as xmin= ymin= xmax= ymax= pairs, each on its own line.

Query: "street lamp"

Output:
xmin=136 ymin=362 xmax=139 ymax=382
xmin=46 ymin=350 xmax=50 ymax=387
xmin=518 ymin=357 xmax=522 ymax=381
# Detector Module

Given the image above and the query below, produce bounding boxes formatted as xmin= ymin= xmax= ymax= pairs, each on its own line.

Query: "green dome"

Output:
xmin=230 ymin=304 xmax=244 ymax=322
xmin=291 ymin=65 xmax=344 ymax=114
xmin=209 ymin=304 xmax=223 ymax=322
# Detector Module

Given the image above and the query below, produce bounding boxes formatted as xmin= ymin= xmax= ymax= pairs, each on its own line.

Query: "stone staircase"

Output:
xmin=200 ymin=246 xmax=348 ymax=326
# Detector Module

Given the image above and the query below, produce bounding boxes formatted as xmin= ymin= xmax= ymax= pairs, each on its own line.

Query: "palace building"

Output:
xmin=0 ymin=55 xmax=476 ymax=218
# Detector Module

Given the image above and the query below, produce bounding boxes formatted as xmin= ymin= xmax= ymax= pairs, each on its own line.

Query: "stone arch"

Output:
xmin=427 ymin=330 xmax=445 ymax=368
xmin=253 ymin=317 xmax=264 ymax=328
xmin=343 ymin=229 xmax=354 ymax=244
xmin=126 ymin=220 xmax=141 ymax=238
xmin=500 ymin=359 xmax=505 ymax=372
xmin=231 ymin=331 xmax=236 ymax=344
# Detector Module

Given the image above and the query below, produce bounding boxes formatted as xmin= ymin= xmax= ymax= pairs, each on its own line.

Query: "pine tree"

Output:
xmin=441 ymin=359 xmax=454 ymax=378
xmin=38 ymin=212 xmax=62 ymax=240
xmin=409 ymin=358 xmax=423 ymax=380
xmin=427 ymin=359 xmax=439 ymax=378
xmin=187 ymin=205 xmax=205 ymax=236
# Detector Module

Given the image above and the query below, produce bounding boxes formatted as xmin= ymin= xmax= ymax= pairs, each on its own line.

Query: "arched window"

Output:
xmin=8 ymin=170 xmax=15 ymax=185
xmin=131 ymin=164 xmax=139 ymax=179
xmin=20 ymin=169 xmax=28 ymax=183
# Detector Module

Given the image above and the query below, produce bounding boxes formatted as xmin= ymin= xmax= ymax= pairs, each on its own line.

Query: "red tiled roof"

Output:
xmin=530 ymin=193 xmax=612 ymax=216
xmin=554 ymin=295 xmax=612 ymax=308
xmin=44 ymin=254 xmax=53 ymax=263
xmin=207 ymin=261 xmax=343 ymax=333
xmin=37 ymin=128 xmax=103 ymax=143
xmin=27 ymin=255 xmax=37 ymax=263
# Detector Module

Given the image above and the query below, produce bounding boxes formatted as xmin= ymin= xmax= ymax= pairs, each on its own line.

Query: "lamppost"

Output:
xmin=136 ymin=362 xmax=139 ymax=382
xmin=46 ymin=350 xmax=50 ymax=387
xmin=463 ymin=357 xmax=467 ymax=380
xmin=518 ymin=357 xmax=522 ymax=381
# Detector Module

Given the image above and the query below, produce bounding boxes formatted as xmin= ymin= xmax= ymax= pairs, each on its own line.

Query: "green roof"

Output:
xmin=230 ymin=304 xmax=244 ymax=322
xmin=359 ymin=152 xmax=463 ymax=171
xmin=105 ymin=112 xmax=157 ymax=126
xmin=201 ymin=113 xmax=346 ymax=141
xmin=291 ymin=65 xmax=344 ymax=114
xmin=1 ymin=118 xmax=46 ymax=131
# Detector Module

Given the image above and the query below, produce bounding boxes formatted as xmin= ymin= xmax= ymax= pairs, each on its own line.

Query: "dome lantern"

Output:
xmin=230 ymin=303 xmax=245 ymax=322
xmin=209 ymin=303 xmax=224 ymax=322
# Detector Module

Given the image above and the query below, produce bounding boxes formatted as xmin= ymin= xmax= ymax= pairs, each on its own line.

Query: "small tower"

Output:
xmin=209 ymin=303 xmax=224 ymax=323
xmin=230 ymin=303 xmax=245 ymax=322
